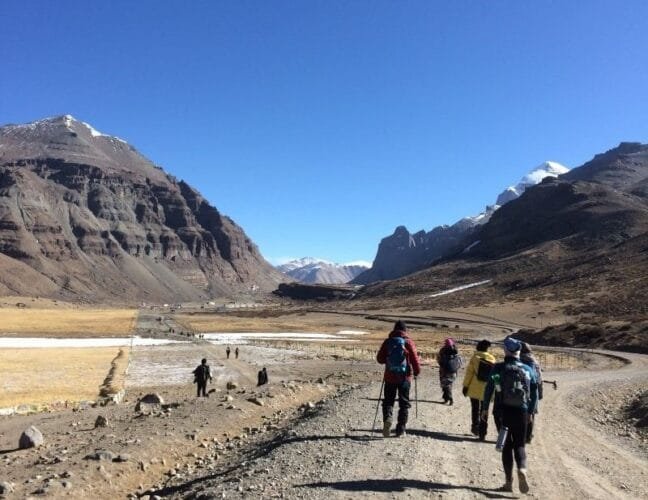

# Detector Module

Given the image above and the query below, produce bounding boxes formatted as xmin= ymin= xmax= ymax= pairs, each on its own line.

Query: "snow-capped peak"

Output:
xmin=1 ymin=115 xmax=127 ymax=143
xmin=496 ymin=161 xmax=569 ymax=206
xmin=276 ymin=257 xmax=371 ymax=284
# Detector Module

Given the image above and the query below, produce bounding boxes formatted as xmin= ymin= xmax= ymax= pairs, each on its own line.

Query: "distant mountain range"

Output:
xmin=0 ymin=115 xmax=284 ymax=302
xmin=353 ymin=161 xmax=569 ymax=284
xmin=277 ymin=257 xmax=370 ymax=284
xmin=355 ymin=142 xmax=648 ymax=323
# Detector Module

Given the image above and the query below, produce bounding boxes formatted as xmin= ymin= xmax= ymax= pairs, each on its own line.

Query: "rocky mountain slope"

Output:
xmin=277 ymin=257 xmax=369 ymax=284
xmin=353 ymin=161 xmax=569 ymax=284
xmin=355 ymin=143 xmax=648 ymax=322
xmin=0 ymin=115 xmax=284 ymax=302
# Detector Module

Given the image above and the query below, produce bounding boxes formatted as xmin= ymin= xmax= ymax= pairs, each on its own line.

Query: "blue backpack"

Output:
xmin=386 ymin=337 xmax=408 ymax=374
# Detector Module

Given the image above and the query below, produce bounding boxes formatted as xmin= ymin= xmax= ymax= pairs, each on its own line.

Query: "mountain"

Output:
xmin=353 ymin=161 xmax=569 ymax=284
xmin=277 ymin=257 xmax=370 ymax=284
xmin=355 ymin=142 xmax=648 ymax=323
xmin=0 ymin=115 xmax=284 ymax=302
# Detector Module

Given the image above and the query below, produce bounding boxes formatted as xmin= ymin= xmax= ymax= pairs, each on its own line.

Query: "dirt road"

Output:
xmin=167 ymin=350 xmax=648 ymax=499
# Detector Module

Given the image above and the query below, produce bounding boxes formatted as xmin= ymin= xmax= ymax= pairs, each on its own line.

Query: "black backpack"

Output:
xmin=476 ymin=358 xmax=494 ymax=382
xmin=194 ymin=364 xmax=209 ymax=381
xmin=441 ymin=350 xmax=461 ymax=373
xmin=500 ymin=363 xmax=530 ymax=408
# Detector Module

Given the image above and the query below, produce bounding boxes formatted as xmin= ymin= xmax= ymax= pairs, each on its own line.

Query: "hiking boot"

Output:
xmin=382 ymin=419 xmax=392 ymax=438
xmin=471 ymin=424 xmax=479 ymax=436
xmin=518 ymin=469 xmax=530 ymax=494
xmin=498 ymin=479 xmax=513 ymax=492
xmin=395 ymin=425 xmax=406 ymax=437
xmin=448 ymin=398 xmax=453 ymax=406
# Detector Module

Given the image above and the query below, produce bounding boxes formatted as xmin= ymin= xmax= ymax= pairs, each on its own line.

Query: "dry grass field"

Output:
xmin=0 ymin=347 xmax=120 ymax=407
xmin=0 ymin=308 xmax=137 ymax=336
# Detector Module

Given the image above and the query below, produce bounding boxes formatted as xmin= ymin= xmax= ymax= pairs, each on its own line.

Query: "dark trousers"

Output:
xmin=501 ymin=407 xmax=529 ymax=479
xmin=382 ymin=380 xmax=411 ymax=428
xmin=470 ymin=398 xmax=488 ymax=438
xmin=196 ymin=380 xmax=207 ymax=397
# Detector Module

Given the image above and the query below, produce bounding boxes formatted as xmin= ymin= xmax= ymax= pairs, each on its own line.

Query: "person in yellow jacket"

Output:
xmin=462 ymin=339 xmax=496 ymax=440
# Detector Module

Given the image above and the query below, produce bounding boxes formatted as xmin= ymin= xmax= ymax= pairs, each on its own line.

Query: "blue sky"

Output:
xmin=2 ymin=1 xmax=648 ymax=265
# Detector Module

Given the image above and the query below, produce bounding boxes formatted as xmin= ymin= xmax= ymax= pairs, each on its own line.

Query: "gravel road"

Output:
xmin=167 ymin=350 xmax=648 ymax=499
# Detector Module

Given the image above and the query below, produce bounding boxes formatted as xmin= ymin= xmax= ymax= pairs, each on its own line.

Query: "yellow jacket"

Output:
xmin=462 ymin=350 xmax=496 ymax=400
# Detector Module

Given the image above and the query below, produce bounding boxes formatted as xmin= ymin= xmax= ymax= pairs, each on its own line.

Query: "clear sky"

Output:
xmin=2 ymin=1 xmax=648 ymax=265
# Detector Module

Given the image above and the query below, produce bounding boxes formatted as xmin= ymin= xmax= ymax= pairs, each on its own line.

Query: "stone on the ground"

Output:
xmin=248 ymin=397 xmax=264 ymax=406
xmin=225 ymin=395 xmax=234 ymax=402
xmin=84 ymin=450 xmax=116 ymax=461
xmin=19 ymin=426 xmax=44 ymax=449
xmin=0 ymin=481 xmax=15 ymax=494
xmin=115 ymin=454 xmax=131 ymax=462
xmin=226 ymin=381 xmax=238 ymax=390
xmin=136 ymin=393 xmax=164 ymax=412
xmin=95 ymin=415 xmax=108 ymax=428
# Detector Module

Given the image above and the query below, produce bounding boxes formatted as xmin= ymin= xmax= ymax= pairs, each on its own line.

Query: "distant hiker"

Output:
xmin=482 ymin=337 xmax=538 ymax=494
xmin=226 ymin=346 xmax=231 ymax=359
xmin=437 ymin=338 xmax=462 ymax=405
xmin=193 ymin=358 xmax=213 ymax=397
xmin=235 ymin=347 xmax=239 ymax=359
xmin=520 ymin=341 xmax=543 ymax=444
xmin=257 ymin=367 xmax=268 ymax=386
xmin=376 ymin=320 xmax=421 ymax=437
xmin=462 ymin=339 xmax=496 ymax=440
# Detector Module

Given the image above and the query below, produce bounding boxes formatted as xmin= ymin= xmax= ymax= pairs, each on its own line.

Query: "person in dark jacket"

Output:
xmin=193 ymin=358 xmax=213 ymax=397
xmin=482 ymin=337 xmax=538 ymax=494
xmin=520 ymin=342 xmax=543 ymax=444
xmin=437 ymin=338 xmax=462 ymax=405
xmin=376 ymin=320 xmax=421 ymax=437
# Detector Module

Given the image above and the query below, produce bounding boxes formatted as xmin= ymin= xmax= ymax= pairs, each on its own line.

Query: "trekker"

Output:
xmin=376 ymin=320 xmax=421 ymax=437
xmin=193 ymin=358 xmax=213 ymax=397
xmin=437 ymin=338 xmax=462 ymax=404
xmin=226 ymin=346 xmax=231 ymax=359
xmin=520 ymin=342 xmax=543 ymax=444
xmin=257 ymin=367 xmax=268 ymax=386
xmin=482 ymin=337 xmax=538 ymax=494
xmin=462 ymin=339 xmax=496 ymax=440
xmin=235 ymin=347 xmax=239 ymax=359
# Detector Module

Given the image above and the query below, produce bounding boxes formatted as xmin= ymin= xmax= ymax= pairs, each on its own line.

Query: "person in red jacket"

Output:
xmin=376 ymin=320 xmax=421 ymax=437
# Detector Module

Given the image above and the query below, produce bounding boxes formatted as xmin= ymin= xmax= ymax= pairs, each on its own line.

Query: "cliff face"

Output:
xmin=0 ymin=115 xmax=283 ymax=302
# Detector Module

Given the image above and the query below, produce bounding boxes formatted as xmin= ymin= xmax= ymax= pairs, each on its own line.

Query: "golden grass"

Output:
xmin=0 ymin=308 xmax=138 ymax=336
xmin=0 ymin=347 xmax=119 ymax=407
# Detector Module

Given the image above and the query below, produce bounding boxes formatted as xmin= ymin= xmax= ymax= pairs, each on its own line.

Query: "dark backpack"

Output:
xmin=500 ymin=363 xmax=530 ymax=408
xmin=386 ymin=337 xmax=408 ymax=375
xmin=441 ymin=351 xmax=461 ymax=373
xmin=194 ymin=364 xmax=209 ymax=382
xmin=476 ymin=358 xmax=494 ymax=382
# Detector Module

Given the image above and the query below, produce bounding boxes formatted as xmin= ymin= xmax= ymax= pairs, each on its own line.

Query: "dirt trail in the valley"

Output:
xmin=165 ymin=350 xmax=648 ymax=499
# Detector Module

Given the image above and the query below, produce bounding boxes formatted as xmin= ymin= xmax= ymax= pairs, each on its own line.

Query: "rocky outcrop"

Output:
xmin=354 ymin=162 xmax=569 ymax=285
xmin=0 ymin=116 xmax=284 ymax=302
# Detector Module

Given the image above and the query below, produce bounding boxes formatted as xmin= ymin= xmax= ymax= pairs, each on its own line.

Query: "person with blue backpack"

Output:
xmin=376 ymin=320 xmax=421 ymax=437
xmin=481 ymin=337 xmax=538 ymax=494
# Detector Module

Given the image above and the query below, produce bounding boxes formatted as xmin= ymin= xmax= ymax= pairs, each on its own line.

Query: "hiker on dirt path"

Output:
xmin=193 ymin=358 xmax=213 ymax=397
xmin=376 ymin=320 xmax=421 ymax=437
xmin=462 ymin=339 xmax=496 ymax=440
xmin=226 ymin=346 xmax=231 ymax=359
xmin=520 ymin=342 xmax=543 ymax=444
xmin=235 ymin=347 xmax=239 ymax=359
xmin=481 ymin=337 xmax=538 ymax=494
xmin=437 ymin=338 xmax=462 ymax=405
xmin=257 ymin=367 xmax=268 ymax=386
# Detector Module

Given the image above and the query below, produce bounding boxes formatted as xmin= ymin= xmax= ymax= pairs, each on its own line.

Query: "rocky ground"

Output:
xmin=149 ymin=351 xmax=648 ymax=500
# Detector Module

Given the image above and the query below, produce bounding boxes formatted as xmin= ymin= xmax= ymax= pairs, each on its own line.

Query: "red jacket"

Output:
xmin=377 ymin=329 xmax=421 ymax=383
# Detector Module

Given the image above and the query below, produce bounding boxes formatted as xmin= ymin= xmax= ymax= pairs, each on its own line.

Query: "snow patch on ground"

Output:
xmin=0 ymin=336 xmax=185 ymax=348
xmin=204 ymin=332 xmax=359 ymax=343
xmin=427 ymin=280 xmax=492 ymax=298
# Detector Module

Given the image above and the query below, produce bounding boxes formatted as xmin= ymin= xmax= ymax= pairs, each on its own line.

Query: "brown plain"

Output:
xmin=0 ymin=308 xmax=137 ymax=336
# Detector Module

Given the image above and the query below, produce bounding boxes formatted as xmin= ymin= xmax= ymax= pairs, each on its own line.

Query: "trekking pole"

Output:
xmin=415 ymin=376 xmax=418 ymax=419
xmin=371 ymin=380 xmax=385 ymax=436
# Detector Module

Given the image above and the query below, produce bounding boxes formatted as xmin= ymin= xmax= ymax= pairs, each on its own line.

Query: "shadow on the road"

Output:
xmin=351 ymin=428 xmax=477 ymax=443
xmin=363 ymin=398 xmax=449 ymax=404
xmin=0 ymin=447 xmax=21 ymax=455
xmin=298 ymin=478 xmax=516 ymax=498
